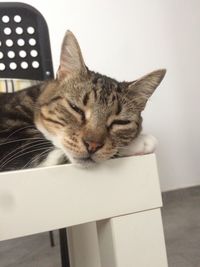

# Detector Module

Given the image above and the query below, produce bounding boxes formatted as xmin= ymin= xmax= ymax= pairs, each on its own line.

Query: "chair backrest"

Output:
xmin=0 ymin=2 xmax=54 ymax=81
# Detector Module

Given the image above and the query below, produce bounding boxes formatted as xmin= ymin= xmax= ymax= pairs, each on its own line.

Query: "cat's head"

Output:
xmin=35 ymin=30 xmax=166 ymax=166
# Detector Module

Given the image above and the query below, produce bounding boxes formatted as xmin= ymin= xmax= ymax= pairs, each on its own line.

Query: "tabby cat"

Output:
xmin=0 ymin=31 xmax=166 ymax=172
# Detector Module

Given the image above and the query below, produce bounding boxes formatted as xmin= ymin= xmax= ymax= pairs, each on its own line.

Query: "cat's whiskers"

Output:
xmin=22 ymin=148 xmax=52 ymax=169
xmin=0 ymin=137 xmax=47 ymax=147
xmin=0 ymin=140 xmax=48 ymax=170
xmin=0 ymin=127 xmax=19 ymax=134
xmin=0 ymin=145 xmax=52 ymax=169
xmin=5 ymin=125 xmax=36 ymax=140
xmin=0 ymin=140 xmax=50 ymax=166
xmin=0 ymin=144 xmax=51 ymax=170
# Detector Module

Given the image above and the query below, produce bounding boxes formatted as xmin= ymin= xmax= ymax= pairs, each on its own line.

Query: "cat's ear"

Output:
xmin=127 ymin=69 xmax=166 ymax=110
xmin=57 ymin=30 xmax=87 ymax=79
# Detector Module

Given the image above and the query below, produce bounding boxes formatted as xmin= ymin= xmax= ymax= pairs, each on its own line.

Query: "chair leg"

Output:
xmin=59 ymin=228 xmax=70 ymax=267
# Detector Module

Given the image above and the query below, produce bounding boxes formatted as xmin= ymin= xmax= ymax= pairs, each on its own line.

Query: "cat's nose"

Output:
xmin=82 ymin=138 xmax=104 ymax=154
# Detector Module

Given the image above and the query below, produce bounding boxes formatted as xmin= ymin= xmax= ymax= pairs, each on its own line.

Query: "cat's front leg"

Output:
xmin=118 ymin=134 xmax=158 ymax=157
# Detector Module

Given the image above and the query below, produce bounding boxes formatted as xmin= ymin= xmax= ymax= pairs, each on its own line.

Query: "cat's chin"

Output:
xmin=73 ymin=157 xmax=97 ymax=168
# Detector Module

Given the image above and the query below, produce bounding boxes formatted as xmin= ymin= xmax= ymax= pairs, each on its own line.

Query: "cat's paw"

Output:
xmin=118 ymin=134 xmax=158 ymax=157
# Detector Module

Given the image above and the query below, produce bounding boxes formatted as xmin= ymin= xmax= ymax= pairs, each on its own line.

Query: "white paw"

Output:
xmin=118 ymin=134 xmax=158 ymax=157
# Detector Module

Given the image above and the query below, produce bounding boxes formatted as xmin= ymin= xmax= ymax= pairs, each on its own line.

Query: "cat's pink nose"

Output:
xmin=83 ymin=138 xmax=104 ymax=154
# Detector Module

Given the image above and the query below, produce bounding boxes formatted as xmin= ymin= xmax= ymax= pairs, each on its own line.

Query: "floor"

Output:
xmin=0 ymin=232 xmax=61 ymax=267
xmin=162 ymin=186 xmax=200 ymax=267
xmin=0 ymin=186 xmax=199 ymax=267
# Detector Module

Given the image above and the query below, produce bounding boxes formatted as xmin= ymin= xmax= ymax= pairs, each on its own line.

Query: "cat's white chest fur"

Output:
xmin=39 ymin=148 xmax=65 ymax=167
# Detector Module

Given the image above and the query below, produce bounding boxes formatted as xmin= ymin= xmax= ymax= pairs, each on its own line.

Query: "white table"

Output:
xmin=0 ymin=154 xmax=168 ymax=267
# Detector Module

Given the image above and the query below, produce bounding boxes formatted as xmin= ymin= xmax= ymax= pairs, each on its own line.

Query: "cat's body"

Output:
xmin=0 ymin=84 xmax=60 ymax=171
xmin=0 ymin=31 xmax=166 ymax=172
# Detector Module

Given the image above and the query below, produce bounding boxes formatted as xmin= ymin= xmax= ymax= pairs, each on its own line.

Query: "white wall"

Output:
xmin=6 ymin=0 xmax=200 ymax=191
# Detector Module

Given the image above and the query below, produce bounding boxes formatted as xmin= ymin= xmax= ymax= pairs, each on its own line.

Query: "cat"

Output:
xmin=0 ymin=30 xmax=166 ymax=172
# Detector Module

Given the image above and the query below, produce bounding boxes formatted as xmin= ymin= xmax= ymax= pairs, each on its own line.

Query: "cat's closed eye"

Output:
xmin=67 ymin=100 xmax=85 ymax=121
xmin=107 ymin=120 xmax=131 ymax=130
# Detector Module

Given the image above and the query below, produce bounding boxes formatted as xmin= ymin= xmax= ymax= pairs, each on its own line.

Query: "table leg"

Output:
xmin=97 ymin=209 xmax=168 ymax=267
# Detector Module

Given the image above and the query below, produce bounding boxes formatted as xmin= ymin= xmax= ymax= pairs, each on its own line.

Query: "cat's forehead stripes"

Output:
xmin=39 ymin=95 xmax=63 ymax=107
xmin=116 ymin=100 xmax=122 ymax=115
xmin=83 ymin=92 xmax=89 ymax=105
xmin=92 ymin=87 xmax=97 ymax=101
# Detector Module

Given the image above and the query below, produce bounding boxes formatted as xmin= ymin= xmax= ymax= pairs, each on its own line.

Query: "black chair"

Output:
xmin=0 ymin=2 xmax=70 ymax=267
xmin=0 ymin=2 xmax=53 ymax=80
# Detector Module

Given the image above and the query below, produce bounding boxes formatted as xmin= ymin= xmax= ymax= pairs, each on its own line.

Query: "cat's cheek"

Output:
xmin=35 ymin=121 xmax=64 ymax=151
xmin=93 ymin=145 xmax=117 ymax=162
xmin=60 ymin=140 xmax=88 ymax=163
xmin=62 ymin=137 xmax=86 ymax=156
xmin=93 ymin=153 xmax=115 ymax=162
xmin=35 ymin=121 xmax=53 ymax=140
xmin=35 ymin=116 xmax=55 ymax=138
xmin=111 ymin=133 xmax=137 ymax=148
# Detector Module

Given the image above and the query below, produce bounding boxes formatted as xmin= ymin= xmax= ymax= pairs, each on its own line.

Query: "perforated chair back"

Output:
xmin=0 ymin=2 xmax=54 ymax=81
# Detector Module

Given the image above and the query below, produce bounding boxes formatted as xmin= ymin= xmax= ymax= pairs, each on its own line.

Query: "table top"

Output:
xmin=0 ymin=153 xmax=162 ymax=241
